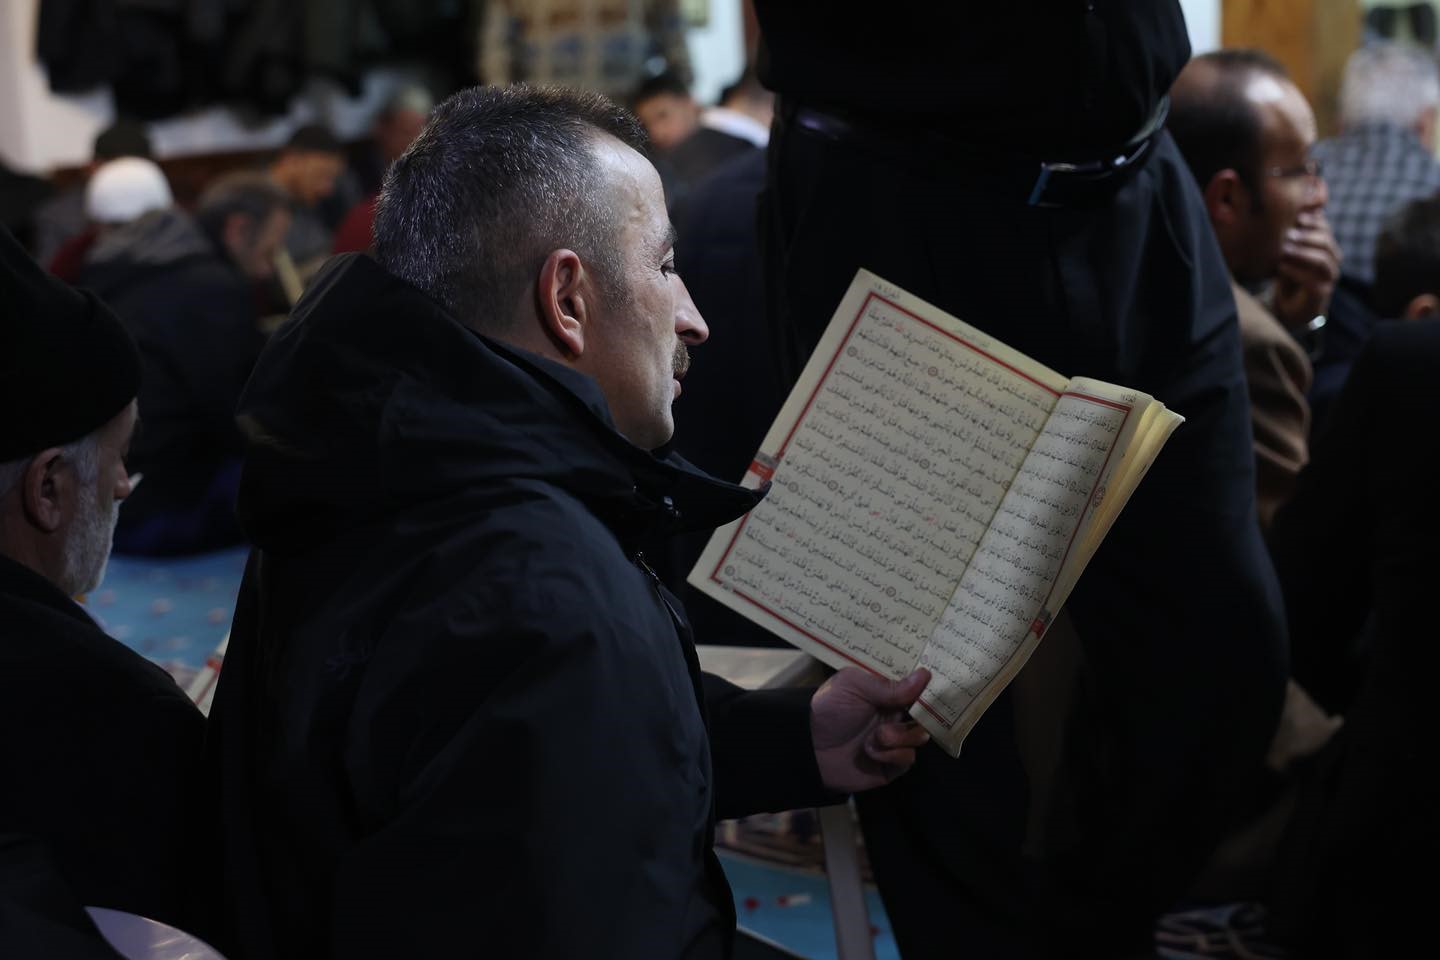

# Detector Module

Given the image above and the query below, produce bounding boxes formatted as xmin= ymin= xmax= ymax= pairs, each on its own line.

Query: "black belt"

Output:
xmin=784 ymin=96 xmax=1169 ymax=208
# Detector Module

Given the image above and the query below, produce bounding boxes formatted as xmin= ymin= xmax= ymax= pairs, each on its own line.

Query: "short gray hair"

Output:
xmin=1340 ymin=42 xmax=1440 ymax=129
xmin=373 ymin=84 xmax=649 ymax=334
xmin=0 ymin=433 xmax=99 ymax=501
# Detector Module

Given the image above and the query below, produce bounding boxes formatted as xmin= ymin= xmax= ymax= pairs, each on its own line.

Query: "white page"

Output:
xmin=690 ymin=270 xmax=1067 ymax=680
xmin=915 ymin=387 xmax=1134 ymax=752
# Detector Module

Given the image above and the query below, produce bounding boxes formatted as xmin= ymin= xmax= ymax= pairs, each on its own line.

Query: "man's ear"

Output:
xmin=20 ymin=449 xmax=69 ymax=534
xmin=1203 ymin=169 xmax=1247 ymax=226
xmin=1403 ymin=292 xmax=1440 ymax=320
xmin=536 ymin=248 xmax=591 ymax=359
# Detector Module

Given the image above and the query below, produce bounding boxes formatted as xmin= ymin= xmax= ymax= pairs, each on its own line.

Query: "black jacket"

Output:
xmin=1269 ymin=320 xmax=1440 ymax=954
xmin=0 ymin=554 xmax=205 ymax=930
xmin=205 ymin=255 xmax=828 ymax=959
xmin=78 ymin=209 xmax=264 ymax=554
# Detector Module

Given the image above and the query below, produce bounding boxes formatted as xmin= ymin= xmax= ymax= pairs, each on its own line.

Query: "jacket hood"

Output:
xmin=77 ymin=210 xmax=224 ymax=308
xmin=236 ymin=254 xmax=762 ymax=553
xmin=87 ymin=207 xmax=213 ymax=269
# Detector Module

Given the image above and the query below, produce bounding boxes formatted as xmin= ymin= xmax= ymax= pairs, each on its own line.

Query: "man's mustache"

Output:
xmin=673 ymin=342 xmax=690 ymax=379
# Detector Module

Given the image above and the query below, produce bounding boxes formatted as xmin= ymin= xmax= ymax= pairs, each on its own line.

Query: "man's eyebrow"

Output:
xmin=660 ymin=222 xmax=679 ymax=255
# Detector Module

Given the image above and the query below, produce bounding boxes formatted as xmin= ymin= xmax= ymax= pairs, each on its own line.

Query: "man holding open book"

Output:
xmin=202 ymin=84 xmax=931 ymax=960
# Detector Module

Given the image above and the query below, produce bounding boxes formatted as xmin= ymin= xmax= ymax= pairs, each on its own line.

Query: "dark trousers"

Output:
xmin=760 ymin=107 xmax=1289 ymax=957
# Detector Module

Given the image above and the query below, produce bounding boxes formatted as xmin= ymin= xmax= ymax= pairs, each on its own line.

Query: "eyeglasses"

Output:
xmin=1264 ymin=158 xmax=1324 ymax=199
xmin=1266 ymin=158 xmax=1324 ymax=181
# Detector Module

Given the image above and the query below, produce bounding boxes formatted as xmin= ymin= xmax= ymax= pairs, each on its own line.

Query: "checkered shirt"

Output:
xmin=1311 ymin=122 xmax=1440 ymax=285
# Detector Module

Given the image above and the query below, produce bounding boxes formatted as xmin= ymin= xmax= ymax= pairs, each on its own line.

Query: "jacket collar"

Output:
xmin=0 ymin=552 xmax=97 ymax=628
xmin=236 ymin=255 xmax=764 ymax=553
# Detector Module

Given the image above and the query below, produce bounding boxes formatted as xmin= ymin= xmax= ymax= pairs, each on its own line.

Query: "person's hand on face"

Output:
xmin=810 ymin=667 xmax=931 ymax=794
xmin=1273 ymin=208 xmax=1341 ymax=330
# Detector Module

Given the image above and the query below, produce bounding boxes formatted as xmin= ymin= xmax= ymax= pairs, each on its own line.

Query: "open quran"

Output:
xmin=689 ymin=270 xmax=1183 ymax=756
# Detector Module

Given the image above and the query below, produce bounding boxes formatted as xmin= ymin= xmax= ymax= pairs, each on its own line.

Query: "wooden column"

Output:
xmin=1222 ymin=0 xmax=1364 ymax=135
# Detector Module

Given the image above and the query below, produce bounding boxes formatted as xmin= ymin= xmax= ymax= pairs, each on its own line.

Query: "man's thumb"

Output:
xmin=875 ymin=668 xmax=931 ymax=708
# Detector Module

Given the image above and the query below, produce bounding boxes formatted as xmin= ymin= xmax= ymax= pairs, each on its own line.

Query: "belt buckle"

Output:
xmin=1027 ymin=161 xmax=1076 ymax=207
xmin=1027 ymin=136 xmax=1153 ymax=208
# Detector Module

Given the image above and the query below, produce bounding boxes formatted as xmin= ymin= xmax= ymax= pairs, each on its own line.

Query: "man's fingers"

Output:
xmin=1284 ymin=228 xmax=1342 ymax=264
xmin=872 ymin=719 xmax=931 ymax=751
xmin=863 ymin=744 xmax=920 ymax=774
xmin=1278 ymin=246 xmax=1339 ymax=281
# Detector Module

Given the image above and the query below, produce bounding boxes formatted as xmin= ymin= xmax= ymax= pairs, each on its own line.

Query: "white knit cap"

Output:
xmin=85 ymin=157 xmax=173 ymax=224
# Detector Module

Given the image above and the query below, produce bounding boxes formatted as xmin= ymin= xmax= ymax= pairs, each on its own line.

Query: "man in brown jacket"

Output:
xmin=1170 ymin=49 xmax=1343 ymax=528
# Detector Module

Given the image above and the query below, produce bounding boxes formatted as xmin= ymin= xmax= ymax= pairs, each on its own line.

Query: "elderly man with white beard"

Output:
xmin=0 ymin=225 xmax=206 ymax=951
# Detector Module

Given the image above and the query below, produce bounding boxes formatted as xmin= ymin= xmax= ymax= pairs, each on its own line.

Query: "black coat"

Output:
xmin=754 ymin=0 xmax=1188 ymax=155
xmin=1268 ymin=321 xmax=1440 ymax=957
xmin=0 ymin=554 xmax=205 ymax=931
xmin=78 ymin=210 xmax=265 ymax=555
xmin=664 ymin=129 xmax=759 ymax=214
xmin=205 ymin=255 xmax=829 ymax=960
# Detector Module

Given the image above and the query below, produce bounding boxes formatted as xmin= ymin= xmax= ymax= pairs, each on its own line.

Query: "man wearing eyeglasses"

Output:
xmin=1170 ymin=49 xmax=1343 ymax=529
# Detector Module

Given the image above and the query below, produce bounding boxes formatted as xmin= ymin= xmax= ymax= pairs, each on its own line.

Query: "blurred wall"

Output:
xmin=1183 ymin=0 xmax=1223 ymax=54
xmin=687 ymin=0 xmax=745 ymax=106
xmin=1223 ymin=0 xmax=1362 ymax=136
xmin=0 ymin=0 xmax=113 ymax=173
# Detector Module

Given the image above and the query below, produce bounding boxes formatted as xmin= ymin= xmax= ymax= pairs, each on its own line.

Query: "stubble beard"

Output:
xmin=58 ymin=485 xmax=119 ymax=597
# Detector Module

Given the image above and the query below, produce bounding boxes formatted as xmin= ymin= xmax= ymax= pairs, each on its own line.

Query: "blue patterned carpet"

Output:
xmin=83 ymin=547 xmax=247 ymax=691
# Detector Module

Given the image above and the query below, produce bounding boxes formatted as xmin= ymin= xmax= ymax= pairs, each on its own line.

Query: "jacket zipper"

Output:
xmin=634 ymin=551 xmax=684 ymax=628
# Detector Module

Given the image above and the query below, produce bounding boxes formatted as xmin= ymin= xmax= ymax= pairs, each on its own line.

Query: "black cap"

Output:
xmin=93 ymin=119 xmax=153 ymax=161
xmin=0 ymin=226 xmax=141 ymax=461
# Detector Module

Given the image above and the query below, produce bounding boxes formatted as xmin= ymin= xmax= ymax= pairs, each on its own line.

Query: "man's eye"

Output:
xmin=661 ymin=261 xmax=678 ymax=276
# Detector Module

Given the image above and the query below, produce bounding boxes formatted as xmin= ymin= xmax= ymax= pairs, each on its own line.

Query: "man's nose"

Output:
xmin=675 ymin=276 xmax=709 ymax=345
xmin=116 ymin=470 xmax=141 ymax=502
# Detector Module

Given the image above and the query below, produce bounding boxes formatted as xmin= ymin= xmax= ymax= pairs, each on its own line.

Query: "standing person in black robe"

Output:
xmin=753 ymin=2 xmax=1289 ymax=955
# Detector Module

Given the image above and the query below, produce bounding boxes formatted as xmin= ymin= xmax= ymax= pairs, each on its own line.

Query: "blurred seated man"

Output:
xmin=1310 ymin=42 xmax=1440 ymax=291
xmin=664 ymin=67 xmax=773 ymax=210
xmin=632 ymin=69 xmax=700 ymax=152
xmin=1371 ymin=193 xmax=1440 ymax=321
xmin=78 ymin=172 xmax=290 ymax=555
xmin=1302 ymin=42 xmax=1440 ymax=433
xmin=0 ymin=226 xmax=205 ymax=935
xmin=49 ymin=155 xmax=174 ymax=283
xmin=31 ymin=119 xmax=152 ymax=265
xmin=1170 ymin=50 xmax=1342 ymax=529
xmin=206 ymin=84 xmax=931 ymax=960
xmin=267 ymin=123 xmax=347 ymax=268
xmin=332 ymin=85 xmax=433 ymax=255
